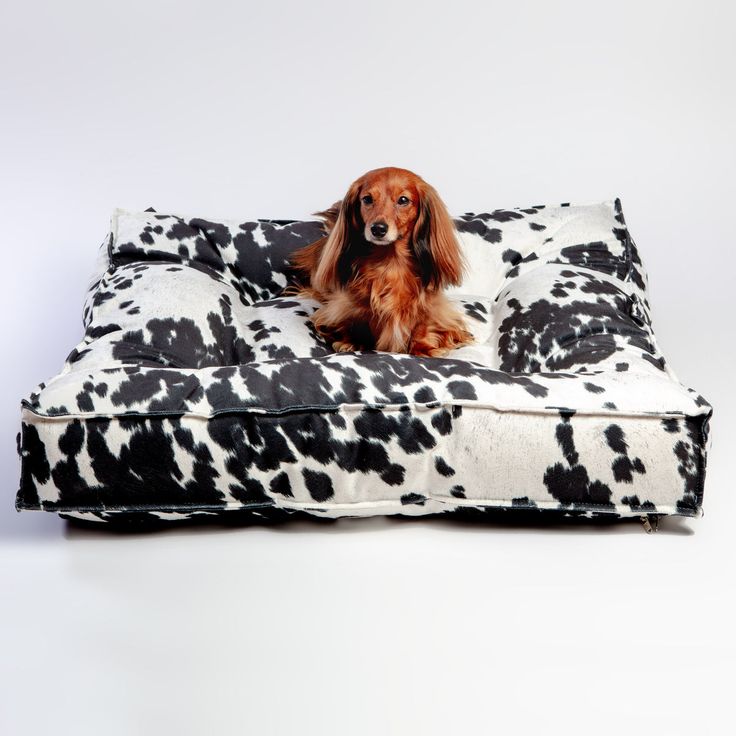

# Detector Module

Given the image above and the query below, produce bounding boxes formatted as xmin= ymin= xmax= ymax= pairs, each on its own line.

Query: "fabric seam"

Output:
xmin=19 ymin=400 xmax=708 ymax=422
xmin=16 ymin=498 xmax=701 ymax=517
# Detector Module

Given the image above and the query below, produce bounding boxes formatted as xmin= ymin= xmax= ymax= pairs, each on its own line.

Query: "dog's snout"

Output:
xmin=370 ymin=221 xmax=388 ymax=238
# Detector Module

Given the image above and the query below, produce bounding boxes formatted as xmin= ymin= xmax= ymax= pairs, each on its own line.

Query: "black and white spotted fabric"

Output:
xmin=16 ymin=200 xmax=713 ymax=524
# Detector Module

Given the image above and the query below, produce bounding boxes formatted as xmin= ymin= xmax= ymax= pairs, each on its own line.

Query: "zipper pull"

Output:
xmin=640 ymin=514 xmax=658 ymax=533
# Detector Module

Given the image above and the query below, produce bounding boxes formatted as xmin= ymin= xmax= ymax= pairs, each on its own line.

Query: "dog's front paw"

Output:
xmin=428 ymin=346 xmax=452 ymax=358
xmin=411 ymin=345 xmax=449 ymax=358
xmin=332 ymin=340 xmax=359 ymax=353
xmin=410 ymin=327 xmax=474 ymax=357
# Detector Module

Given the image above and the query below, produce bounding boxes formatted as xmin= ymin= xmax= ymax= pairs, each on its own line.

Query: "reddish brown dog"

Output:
xmin=290 ymin=167 xmax=473 ymax=357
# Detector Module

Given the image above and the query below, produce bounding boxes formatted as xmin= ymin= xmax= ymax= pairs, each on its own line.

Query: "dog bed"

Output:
xmin=16 ymin=200 xmax=713 ymax=525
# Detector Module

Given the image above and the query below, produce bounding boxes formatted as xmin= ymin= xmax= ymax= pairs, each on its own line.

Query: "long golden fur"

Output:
xmin=289 ymin=167 xmax=473 ymax=357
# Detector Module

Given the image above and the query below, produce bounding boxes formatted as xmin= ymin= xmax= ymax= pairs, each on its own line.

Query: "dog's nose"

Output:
xmin=371 ymin=222 xmax=388 ymax=238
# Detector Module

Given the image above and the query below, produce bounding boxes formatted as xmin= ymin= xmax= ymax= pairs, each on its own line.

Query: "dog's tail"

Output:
xmin=313 ymin=201 xmax=341 ymax=233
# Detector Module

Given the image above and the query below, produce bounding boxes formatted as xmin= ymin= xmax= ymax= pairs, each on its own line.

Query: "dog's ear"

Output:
xmin=411 ymin=183 xmax=464 ymax=289
xmin=313 ymin=180 xmax=363 ymax=292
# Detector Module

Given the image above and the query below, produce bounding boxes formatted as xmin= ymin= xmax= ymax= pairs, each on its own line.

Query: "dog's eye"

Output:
xmin=397 ymin=196 xmax=410 ymax=206
xmin=361 ymin=195 xmax=373 ymax=205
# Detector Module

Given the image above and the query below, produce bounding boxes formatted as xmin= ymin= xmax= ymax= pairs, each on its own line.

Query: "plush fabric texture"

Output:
xmin=16 ymin=200 xmax=713 ymax=524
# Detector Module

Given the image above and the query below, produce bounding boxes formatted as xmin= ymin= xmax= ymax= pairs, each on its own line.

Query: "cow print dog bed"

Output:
xmin=16 ymin=200 xmax=713 ymax=527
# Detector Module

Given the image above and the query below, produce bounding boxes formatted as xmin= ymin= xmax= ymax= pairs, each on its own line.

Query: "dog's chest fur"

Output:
xmin=351 ymin=242 xmax=425 ymax=323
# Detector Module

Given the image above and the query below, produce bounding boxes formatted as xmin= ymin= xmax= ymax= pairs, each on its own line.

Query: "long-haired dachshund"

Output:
xmin=290 ymin=167 xmax=473 ymax=357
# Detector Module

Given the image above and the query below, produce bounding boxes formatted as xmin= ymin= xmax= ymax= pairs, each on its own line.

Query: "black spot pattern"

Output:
xmin=543 ymin=413 xmax=614 ymax=509
xmin=604 ymin=424 xmax=646 ymax=483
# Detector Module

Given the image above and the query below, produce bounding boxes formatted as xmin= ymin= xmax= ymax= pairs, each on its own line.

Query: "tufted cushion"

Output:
xmin=16 ymin=200 xmax=713 ymax=524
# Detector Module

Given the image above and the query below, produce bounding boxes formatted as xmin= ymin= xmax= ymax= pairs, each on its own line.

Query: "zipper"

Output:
xmin=640 ymin=514 xmax=659 ymax=533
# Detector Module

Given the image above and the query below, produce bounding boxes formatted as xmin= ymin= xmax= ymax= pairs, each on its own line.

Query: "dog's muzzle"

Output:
xmin=367 ymin=220 xmax=394 ymax=244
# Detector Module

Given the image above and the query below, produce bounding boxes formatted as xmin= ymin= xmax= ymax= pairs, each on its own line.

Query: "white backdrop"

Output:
xmin=2 ymin=1 xmax=734 ymax=734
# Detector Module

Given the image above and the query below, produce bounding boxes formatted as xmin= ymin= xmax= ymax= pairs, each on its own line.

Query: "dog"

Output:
xmin=289 ymin=167 xmax=473 ymax=357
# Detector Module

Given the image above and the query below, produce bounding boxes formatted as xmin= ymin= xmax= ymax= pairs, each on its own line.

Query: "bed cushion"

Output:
xmin=16 ymin=200 xmax=713 ymax=524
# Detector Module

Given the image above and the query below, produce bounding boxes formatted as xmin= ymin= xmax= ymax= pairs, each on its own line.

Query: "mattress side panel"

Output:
xmin=17 ymin=402 xmax=708 ymax=519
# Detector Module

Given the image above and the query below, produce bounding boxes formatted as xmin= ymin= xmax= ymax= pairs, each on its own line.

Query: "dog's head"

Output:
xmin=313 ymin=167 xmax=464 ymax=292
